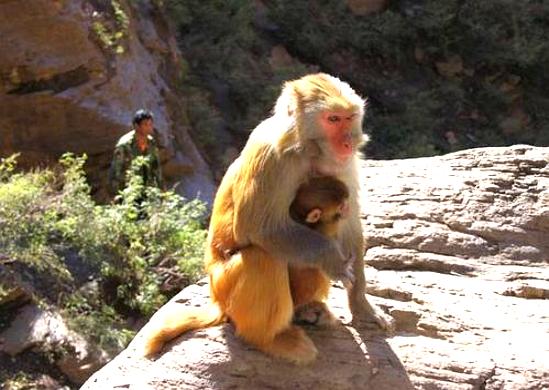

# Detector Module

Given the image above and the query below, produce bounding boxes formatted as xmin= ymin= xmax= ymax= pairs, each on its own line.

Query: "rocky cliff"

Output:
xmin=0 ymin=0 xmax=215 ymax=202
xmin=81 ymin=145 xmax=549 ymax=390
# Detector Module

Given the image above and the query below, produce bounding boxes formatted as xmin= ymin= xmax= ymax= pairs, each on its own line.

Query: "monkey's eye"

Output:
xmin=327 ymin=115 xmax=340 ymax=123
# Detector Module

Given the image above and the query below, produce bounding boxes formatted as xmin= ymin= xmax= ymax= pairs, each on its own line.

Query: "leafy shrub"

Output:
xmin=160 ymin=0 xmax=315 ymax=173
xmin=161 ymin=0 xmax=549 ymax=160
xmin=2 ymin=372 xmax=35 ymax=390
xmin=270 ymin=0 xmax=549 ymax=158
xmin=0 ymin=153 xmax=207 ymax=353
xmin=0 ymin=157 xmax=69 ymax=279
xmin=91 ymin=0 xmax=129 ymax=54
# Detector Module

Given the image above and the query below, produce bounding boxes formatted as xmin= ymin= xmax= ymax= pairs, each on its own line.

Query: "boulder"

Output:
xmin=82 ymin=145 xmax=549 ymax=389
xmin=0 ymin=303 xmax=109 ymax=384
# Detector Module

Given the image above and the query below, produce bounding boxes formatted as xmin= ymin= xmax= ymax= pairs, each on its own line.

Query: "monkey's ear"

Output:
xmin=338 ymin=200 xmax=350 ymax=218
xmin=305 ymin=208 xmax=322 ymax=224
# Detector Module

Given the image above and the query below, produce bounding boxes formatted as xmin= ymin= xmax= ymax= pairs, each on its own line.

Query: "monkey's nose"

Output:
xmin=342 ymin=132 xmax=353 ymax=150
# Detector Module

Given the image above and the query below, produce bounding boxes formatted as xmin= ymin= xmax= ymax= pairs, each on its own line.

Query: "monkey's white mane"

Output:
xmin=273 ymin=84 xmax=295 ymax=117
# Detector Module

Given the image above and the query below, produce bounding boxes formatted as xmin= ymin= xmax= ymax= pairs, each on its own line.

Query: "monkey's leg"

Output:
xmin=349 ymin=252 xmax=395 ymax=331
xmin=227 ymin=248 xmax=318 ymax=364
xmin=340 ymin=216 xmax=394 ymax=332
xmin=289 ymin=266 xmax=338 ymax=327
xmin=294 ymin=301 xmax=339 ymax=328
xmin=289 ymin=266 xmax=330 ymax=306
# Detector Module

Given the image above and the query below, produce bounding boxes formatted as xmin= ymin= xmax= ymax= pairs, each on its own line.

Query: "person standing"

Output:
xmin=109 ymin=109 xmax=163 ymax=195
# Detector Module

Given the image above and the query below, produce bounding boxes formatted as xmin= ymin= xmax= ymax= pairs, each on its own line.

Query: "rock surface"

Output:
xmin=0 ymin=0 xmax=215 ymax=203
xmin=82 ymin=145 xmax=549 ymax=389
xmin=0 ymin=303 xmax=109 ymax=384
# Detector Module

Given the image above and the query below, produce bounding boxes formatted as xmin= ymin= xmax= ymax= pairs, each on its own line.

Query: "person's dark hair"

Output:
xmin=132 ymin=109 xmax=154 ymax=125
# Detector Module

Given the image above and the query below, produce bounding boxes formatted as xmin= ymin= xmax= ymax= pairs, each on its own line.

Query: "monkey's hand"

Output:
xmin=321 ymin=242 xmax=355 ymax=285
xmin=340 ymin=253 xmax=355 ymax=288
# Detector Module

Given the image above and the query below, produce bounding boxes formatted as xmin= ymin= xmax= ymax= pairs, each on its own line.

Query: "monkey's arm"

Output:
xmin=232 ymin=145 xmax=350 ymax=281
xmin=247 ymin=215 xmax=351 ymax=282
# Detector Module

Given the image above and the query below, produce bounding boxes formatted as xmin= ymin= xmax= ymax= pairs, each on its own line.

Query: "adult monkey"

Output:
xmin=141 ymin=73 xmax=389 ymax=363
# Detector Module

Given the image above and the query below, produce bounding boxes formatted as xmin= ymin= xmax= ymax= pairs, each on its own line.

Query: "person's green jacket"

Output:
xmin=108 ymin=130 xmax=163 ymax=194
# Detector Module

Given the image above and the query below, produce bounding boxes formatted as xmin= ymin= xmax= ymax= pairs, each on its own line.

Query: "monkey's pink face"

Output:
xmin=320 ymin=110 xmax=358 ymax=162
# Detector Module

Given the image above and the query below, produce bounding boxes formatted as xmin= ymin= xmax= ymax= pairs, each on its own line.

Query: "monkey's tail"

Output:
xmin=140 ymin=303 xmax=226 ymax=357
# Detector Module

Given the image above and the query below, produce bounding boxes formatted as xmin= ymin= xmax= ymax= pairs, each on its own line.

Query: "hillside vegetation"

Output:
xmin=0 ymin=154 xmax=206 ymax=388
xmin=164 ymin=0 xmax=549 ymax=168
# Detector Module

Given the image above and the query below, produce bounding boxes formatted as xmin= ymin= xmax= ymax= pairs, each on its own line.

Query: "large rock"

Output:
xmin=0 ymin=0 xmax=215 ymax=203
xmin=82 ymin=145 xmax=549 ymax=389
xmin=0 ymin=303 xmax=109 ymax=384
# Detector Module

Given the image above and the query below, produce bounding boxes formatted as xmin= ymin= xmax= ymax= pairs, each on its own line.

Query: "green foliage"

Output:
xmin=162 ymin=0 xmax=549 ymax=159
xmin=0 ymin=153 xmax=18 ymax=181
xmin=63 ymin=291 xmax=136 ymax=355
xmin=0 ymin=154 xmax=207 ymax=353
xmin=269 ymin=0 xmax=549 ymax=158
xmin=178 ymin=84 xmax=224 ymax=155
xmin=165 ymin=0 xmax=266 ymax=128
xmin=457 ymin=1 xmax=549 ymax=67
xmin=160 ymin=0 xmax=315 ymax=171
xmin=113 ymin=0 xmax=130 ymax=31
xmin=0 ymin=283 xmax=9 ymax=301
xmin=0 ymin=160 xmax=69 ymax=280
xmin=91 ymin=0 xmax=129 ymax=55
xmin=3 ymin=372 xmax=35 ymax=390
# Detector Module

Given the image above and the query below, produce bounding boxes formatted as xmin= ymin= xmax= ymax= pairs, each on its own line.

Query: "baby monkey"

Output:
xmin=290 ymin=176 xmax=350 ymax=237
xmin=220 ymin=176 xmax=351 ymax=327
xmin=288 ymin=176 xmax=351 ymax=327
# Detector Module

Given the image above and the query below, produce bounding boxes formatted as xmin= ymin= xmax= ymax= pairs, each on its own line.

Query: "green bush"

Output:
xmin=161 ymin=0 xmax=549 ymax=160
xmin=0 ymin=153 xmax=207 ymax=353
xmin=0 ymin=156 xmax=68 ymax=279
xmin=269 ymin=0 xmax=549 ymax=158
xmin=161 ymin=0 xmax=315 ymax=172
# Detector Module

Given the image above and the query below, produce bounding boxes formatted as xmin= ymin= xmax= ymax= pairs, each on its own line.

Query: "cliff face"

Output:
xmin=82 ymin=145 xmax=549 ymax=390
xmin=0 ymin=0 xmax=215 ymax=202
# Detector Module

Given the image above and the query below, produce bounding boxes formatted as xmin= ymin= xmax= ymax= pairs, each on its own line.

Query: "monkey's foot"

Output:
xmin=262 ymin=325 xmax=318 ymax=365
xmin=294 ymin=301 xmax=339 ymax=328
xmin=351 ymin=302 xmax=395 ymax=333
